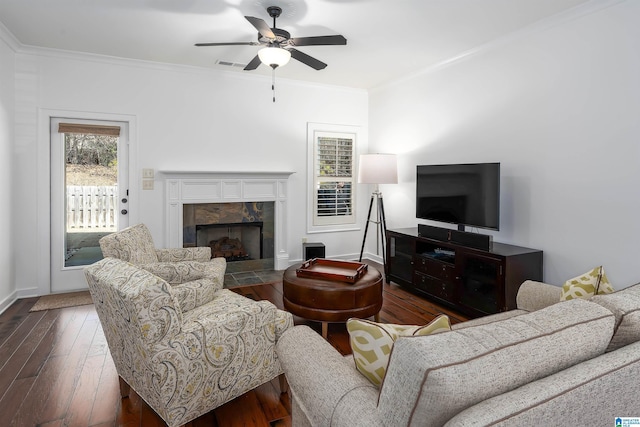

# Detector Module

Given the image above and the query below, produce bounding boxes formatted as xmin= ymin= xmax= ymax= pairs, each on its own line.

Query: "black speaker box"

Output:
xmin=303 ymin=242 xmax=325 ymax=260
xmin=418 ymin=224 xmax=450 ymax=242
xmin=449 ymin=230 xmax=493 ymax=251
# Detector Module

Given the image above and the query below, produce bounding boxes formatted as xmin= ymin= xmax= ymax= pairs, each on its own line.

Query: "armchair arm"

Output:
xmin=156 ymin=247 xmax=211 ymax=262
xmin=276 ymin=326 xmax=382 ymax=427
xmin=516 ymin=280 xmax=562 ymax=312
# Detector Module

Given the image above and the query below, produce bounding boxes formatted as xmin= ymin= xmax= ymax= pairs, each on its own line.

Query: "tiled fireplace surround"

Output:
xmin=163 ymin=171 xmax=294 ymax=271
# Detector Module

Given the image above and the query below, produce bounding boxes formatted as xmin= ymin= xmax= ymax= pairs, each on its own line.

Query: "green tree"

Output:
xmin=65 ymin=134 xmax=117 ymax=167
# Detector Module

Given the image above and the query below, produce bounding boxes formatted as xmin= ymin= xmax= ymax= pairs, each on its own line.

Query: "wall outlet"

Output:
xmin=302 ymin=237 xmax=307 ymax=243
xmin=142 ymin=180 xmax=154 ymax=190
xmin=142 ymin=168 xmax=154 ymax=179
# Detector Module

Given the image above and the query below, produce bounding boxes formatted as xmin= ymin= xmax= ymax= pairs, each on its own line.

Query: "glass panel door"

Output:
xmin=64 ymin=130 xmax=119 ymax=267
xmin=50 ymin=118 xmax=129 ymax=292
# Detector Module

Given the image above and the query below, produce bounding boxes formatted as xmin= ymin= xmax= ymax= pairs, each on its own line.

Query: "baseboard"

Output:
xmin=0 ymin=286 xmax=41 ymax=315
xmin=0 ymin=290 xmax=18 ymax=315
xmin=17 ymin=287 xmax=40 ymax=299
xmin=360 ymin=252 xmax=383 ymax=265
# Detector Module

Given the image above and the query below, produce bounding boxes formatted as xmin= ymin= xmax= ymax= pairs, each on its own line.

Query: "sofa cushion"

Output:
xmin=377 ymin=299 xmax=615 ymax=427
xmin=444 ymin=339 xmax=640 ymax=426
xmin=591 ymin=282 xmax=640 ymax=351
xmin=560 ymin=266 xmax=614 ymax=301
xmin=452 ymin=309 xmax=526 ymax=330
xmin=347 ymin=315 xmax=451 ymax=386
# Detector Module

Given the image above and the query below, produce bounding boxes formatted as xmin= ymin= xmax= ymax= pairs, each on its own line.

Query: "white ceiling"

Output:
xmin=0 ymin=0 xmax=593 ymax=89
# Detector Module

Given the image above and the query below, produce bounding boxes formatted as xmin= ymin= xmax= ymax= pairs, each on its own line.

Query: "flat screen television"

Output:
xmin=416 ymin=162 xmax=500 ymax=231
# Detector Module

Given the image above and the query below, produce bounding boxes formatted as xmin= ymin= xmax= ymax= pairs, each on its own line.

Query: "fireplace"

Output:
xmin=183 ymin=201 xmax=274 ymax=263
xmin=162 ymin=171 xmax=294 ymax=270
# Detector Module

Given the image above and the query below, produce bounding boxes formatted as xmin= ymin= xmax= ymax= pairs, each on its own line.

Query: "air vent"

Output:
xmin=216 ymin=60 xmax=247 ymax=68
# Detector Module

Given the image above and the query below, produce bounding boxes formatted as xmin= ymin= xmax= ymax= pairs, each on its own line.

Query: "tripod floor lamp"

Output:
xmin=358 ymin=154 xmax=398 ymax=277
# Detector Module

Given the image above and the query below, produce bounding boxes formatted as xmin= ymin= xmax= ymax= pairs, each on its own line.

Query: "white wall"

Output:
xmin=370 ymin=1 xmax=640 ymax=288
xmin=12 ymin=51 xmax=368 ymax=295
xmin=0 ymin=28 xmax=15 ymax=311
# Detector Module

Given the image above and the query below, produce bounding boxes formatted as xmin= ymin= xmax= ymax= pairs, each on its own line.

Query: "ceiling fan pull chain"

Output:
xmin=272 ymin=68 xmax=276 ymax=103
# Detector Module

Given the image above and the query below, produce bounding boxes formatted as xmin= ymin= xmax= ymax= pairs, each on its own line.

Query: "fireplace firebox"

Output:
xmin=183 ymin=201 xmax=274 ymax=265
xmin=195 ymin=222 xmax=264 ymax=261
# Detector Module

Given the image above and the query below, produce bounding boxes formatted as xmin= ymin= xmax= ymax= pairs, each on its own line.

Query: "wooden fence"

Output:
xmin=67 ymin=185 xmax=118 ymax=231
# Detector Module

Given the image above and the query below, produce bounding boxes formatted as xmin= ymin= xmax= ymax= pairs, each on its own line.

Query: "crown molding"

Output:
xmin=14 ymin=42 xmax=364 ymax=94
xmin=0 ymin=20 xmax=20 ymax=52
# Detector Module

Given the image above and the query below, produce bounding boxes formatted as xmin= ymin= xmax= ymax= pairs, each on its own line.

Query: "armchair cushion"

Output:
xmin=170 ymin=279 xmax=220 ymax=313
xmin=140 ymin=261 xmax=206 ymax=284
xmin=139 ymin=258 xmax=227 ymax=313
xmin=156 ymin=247 xmax=212 ymax=263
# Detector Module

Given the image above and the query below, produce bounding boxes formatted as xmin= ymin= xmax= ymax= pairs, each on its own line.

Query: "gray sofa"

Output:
xmin=276 ymin=280 xmax=640 ymax=426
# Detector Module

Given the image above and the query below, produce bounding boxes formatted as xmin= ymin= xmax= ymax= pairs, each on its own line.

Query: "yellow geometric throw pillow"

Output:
xmin=560 ymin=266 xmax=615 ymax=301
xmin=347 ymin=315 xmax=451 ymax=387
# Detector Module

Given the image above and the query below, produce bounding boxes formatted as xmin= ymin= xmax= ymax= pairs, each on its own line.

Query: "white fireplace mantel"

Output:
xmin=161 ymin=170 xmax=295 ymax=270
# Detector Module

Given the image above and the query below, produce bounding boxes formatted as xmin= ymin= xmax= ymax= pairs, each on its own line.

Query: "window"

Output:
xmin=307 ymin=123 xmax=360 ymax=231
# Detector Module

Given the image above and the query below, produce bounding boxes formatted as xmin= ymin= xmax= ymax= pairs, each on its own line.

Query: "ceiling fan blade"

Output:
xmin=288 ymin=48 xmax=327 ymax=70
xmin=245 ymin=16 xmax=276 ymax=39
xmin=244 ymin=55 xmax=262 ymax=71
xmin=290 ymin=35 xmax=347 ymax=46
xmin=195 ymin=42 xmax=259 ymax=47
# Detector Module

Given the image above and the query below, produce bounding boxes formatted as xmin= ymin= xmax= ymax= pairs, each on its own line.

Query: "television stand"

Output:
xmin=386 ymin=227 xmax=543 ymax=318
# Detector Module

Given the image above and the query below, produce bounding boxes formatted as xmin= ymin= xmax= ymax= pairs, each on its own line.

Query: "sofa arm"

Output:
xmin=276 ymin=326 xmax=382 ymax=427
xmin=156 ymin=247 xmax=212 ymax=262
xmin=516 ymin=280 xmax=562 ymax=312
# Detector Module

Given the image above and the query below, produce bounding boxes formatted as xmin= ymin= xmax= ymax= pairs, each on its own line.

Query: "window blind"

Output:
xmin=315 ymin=136 xmax=354 ymax=221
xmin=58 ymin=123 xmax=121 ymax=137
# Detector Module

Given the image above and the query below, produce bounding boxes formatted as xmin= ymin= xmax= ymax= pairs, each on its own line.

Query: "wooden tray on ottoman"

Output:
xmin=296 ymin=258 xmax=368 ymax=283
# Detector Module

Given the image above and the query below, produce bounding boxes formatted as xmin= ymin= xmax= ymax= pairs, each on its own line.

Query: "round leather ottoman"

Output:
xmin=282 ymin=263 xmax=383 ymax=338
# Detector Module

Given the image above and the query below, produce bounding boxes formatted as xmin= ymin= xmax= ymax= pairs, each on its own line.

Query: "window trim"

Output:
xmin=307 ymin=122 xmax=362 ymax=233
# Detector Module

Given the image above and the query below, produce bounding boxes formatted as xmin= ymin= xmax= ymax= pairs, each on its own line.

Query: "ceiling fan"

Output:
xmin=195 ymin=6 xmax=347 ymax=71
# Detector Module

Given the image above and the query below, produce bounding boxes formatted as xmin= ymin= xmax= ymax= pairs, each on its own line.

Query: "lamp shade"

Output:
xmin=358 ymin=154 xmax=398 ymax=184
xmin=258 ymin=47 xmax=291 ymax=68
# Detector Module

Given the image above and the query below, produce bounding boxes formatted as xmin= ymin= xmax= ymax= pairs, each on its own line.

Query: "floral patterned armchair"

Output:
xmin=99 ymin=223 xmax=226 ymax=311
xmin=85 ymin=257 xmax=294 ymax=427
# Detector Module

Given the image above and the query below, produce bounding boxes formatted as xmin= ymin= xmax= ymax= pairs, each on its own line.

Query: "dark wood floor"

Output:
xmin=0 ymin=265 xmax=468 ymax=427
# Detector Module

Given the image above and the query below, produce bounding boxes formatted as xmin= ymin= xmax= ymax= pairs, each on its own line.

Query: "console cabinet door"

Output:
xmin=387 ymin=233 xmax=414 ymax=285
xmin=457 ymin=253 xmax=504 ymax=315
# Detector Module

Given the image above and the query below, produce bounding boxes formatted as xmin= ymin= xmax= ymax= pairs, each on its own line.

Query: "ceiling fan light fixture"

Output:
xmin=258 ymin=46 xmax=291 ymax=68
